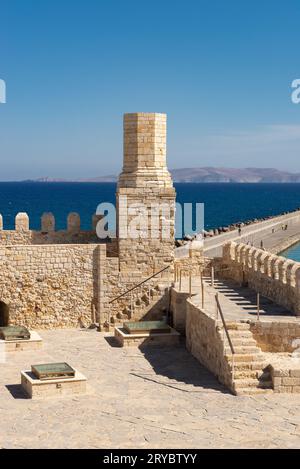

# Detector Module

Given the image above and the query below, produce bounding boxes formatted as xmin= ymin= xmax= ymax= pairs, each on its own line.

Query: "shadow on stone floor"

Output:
xmin=104 ymin=336 xmax=120 ymax=348
xmin=137 ymin=342 xmax=230 ymax=394
xmin=6 ymin=384 xmax=29 ymax=400
xmin=214 ymin=280 xmax=294 ymax=318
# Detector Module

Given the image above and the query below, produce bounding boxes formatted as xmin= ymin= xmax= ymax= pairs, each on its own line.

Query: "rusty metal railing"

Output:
xmin=109 ymin=264 xmax=171 ymax=305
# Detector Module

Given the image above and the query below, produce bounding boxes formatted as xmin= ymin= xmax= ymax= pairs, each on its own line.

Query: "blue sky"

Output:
xmin=1 ymin=0 xmax=300 ymax=180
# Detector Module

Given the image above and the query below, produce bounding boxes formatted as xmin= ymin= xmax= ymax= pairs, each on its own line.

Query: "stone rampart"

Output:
xmin=186 ymin=299 xmax=234 ymax=391
xmin=0 ymin=212 xmax=118 ymax=255
xmin=222 ymin=241 xmax=300 ymax=316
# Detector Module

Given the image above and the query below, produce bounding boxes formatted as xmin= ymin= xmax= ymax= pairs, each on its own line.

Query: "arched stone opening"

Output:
xmin=0 ymin=301 xmax=9 ymax=326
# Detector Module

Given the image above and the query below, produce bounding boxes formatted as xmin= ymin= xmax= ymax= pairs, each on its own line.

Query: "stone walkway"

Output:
xmin=177 ymin=277 xmax=298 ymax=323
xmin=204 ymin=216 xmax=300 ymax=257
xmin=1 ymin=329 xmax=300 ymax=448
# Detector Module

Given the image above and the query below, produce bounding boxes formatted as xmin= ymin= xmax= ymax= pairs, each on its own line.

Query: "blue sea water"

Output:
xmin=0 ymin=182 xmax=300 ymax=232
xmin=281 ymin=243 xmax=300 ymax=262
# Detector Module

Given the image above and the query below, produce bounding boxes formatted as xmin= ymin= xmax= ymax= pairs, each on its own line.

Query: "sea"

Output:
xmin=281 ymin=243 xmax=300 ymax=262
xmin=1 ymin=182 xmax=300 ymax=258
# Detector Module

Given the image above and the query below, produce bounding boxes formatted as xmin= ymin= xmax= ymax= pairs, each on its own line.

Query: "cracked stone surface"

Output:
xmin=1 ymin=329 xmax=300 ymax=448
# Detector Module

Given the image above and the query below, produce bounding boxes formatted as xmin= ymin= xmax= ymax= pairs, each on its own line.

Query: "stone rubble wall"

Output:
xmin=186 ymin=299 xmax=234 ymax=392
xmin=250 ymin=321 xmax=300 ymax=353
xmin=0 ymin=239 xmax=171 ymax=329
xmin=270 ymin=366 xmax=300 ymax=393
xmin=222 ymin=241 xmax=300 ymax=316
xmin=0 ymin=243 xmax=100 ymax=329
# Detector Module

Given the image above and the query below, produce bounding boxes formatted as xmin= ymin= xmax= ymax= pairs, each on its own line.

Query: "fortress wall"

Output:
xmin=186 ymin=299 xmax=234 ymax=392
xmin=0 ymin=229 xmax=99 ymax=245
xmin=0 ymin=239 xmax=167 ymax=329
xmin=0 ymin=212 xmax=120 ymax=249
xmin=0 ymin=113 xmax=177 ymax=329
xmin=0 ymin=243 xmax=101 ymax=329
xmin=222 ymin=241 xmax=300 ymax=316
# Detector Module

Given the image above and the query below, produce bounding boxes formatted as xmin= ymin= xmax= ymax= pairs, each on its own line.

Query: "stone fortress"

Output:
xmin=2 ymin=112 xmax=300 ymax=396
xmin=0 ymin=113 xmax=176 ymax=330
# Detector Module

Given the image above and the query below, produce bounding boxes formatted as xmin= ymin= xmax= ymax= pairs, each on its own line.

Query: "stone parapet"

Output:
xmin=0 ymin=211 xmax=116 ymax=247
xmin=222 ymin=241 xmax=300 ymax=316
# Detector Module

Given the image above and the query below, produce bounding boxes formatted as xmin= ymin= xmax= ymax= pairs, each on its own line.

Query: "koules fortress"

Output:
xmin=0 ymin=113 xmax=176 ymax=330
xmin=2 ymin=112 xmax=300 ymax=397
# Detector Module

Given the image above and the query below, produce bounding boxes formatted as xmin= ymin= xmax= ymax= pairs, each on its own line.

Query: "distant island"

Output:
xmin=21 ymin=167 xmax=300 ymax=183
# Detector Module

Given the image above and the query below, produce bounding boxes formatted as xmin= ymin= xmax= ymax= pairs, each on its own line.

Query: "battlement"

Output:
xmin=223 ymin=241 xmax=300 ymax=316
xmin=0 ymin=211 xmax=113 ymax=248
xmin=0 ymin=211 xmax=104 ymax=233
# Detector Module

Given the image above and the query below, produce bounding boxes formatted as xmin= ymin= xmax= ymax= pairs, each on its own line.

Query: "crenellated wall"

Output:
xmin=0 ymin=113 xmax=177 ymax=329
xmin=0 ymin=211 xmax=120 ymax=254
xmin=222 ymin=241 xmax=300 ymax=316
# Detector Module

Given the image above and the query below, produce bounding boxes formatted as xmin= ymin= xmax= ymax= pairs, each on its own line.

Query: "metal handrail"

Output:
xmin=109 ymin=264 xmax=171 ymax=304
xmin=215 ymin=294 xmax=235 ymax=356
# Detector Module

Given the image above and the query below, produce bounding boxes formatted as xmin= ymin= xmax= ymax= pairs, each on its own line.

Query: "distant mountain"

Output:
xmin=170 ymin=167 xmax=300 ymax=183
xmin=29 ymin=175 xmax=118 ymax=183
xmin=22 ymin=167 xmax=300 ymax=183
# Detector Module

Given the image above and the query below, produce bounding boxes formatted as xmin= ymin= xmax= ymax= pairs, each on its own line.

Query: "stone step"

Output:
xmin=228 ymin=361 xmax=267 ymax=371
xmin=234 ymin=370 xmax=259 ymax=379
xmin=234 ymin=369 xmax=271 ymax=380
xmin=225 ymin=345 xmax=261 ymax=354
xmin=230 ymin=338 xmax=258 ymax=346
xmin=234 ymin=378 xmax=273 ymax=390
xmin=225 ymin=330 xmax=253 ymax=338
xmin=226 ymin=353 xmax=264 ymax=363
xmin=226 ymin=322 xmax=250 ymax=331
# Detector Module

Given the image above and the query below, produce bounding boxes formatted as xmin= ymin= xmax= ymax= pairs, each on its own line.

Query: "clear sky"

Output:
xmin=1 ymin=0 xmax=300 ymax=180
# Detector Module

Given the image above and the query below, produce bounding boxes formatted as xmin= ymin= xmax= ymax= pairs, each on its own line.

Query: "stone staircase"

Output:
xmin=115 ymin=284 xmax=168 ymax=323
xmin=223 ymin=322 xmax=272 ymax=395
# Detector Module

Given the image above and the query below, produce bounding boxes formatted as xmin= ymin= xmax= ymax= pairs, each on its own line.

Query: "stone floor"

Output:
xmin=1 ymin=329 xmax=300 ymax=448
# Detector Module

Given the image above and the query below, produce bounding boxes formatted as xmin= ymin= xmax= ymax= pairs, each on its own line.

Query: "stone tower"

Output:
xmin=117 ymin=113 xmax=176 ymax=275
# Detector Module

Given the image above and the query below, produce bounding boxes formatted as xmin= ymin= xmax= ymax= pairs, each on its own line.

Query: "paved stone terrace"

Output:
xmin=1 ymin=329 xmax=300 ymax=448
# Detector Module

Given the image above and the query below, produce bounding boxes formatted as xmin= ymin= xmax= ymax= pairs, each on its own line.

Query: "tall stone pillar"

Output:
xmin=117 ymin=113 xmax=176 ymax=276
